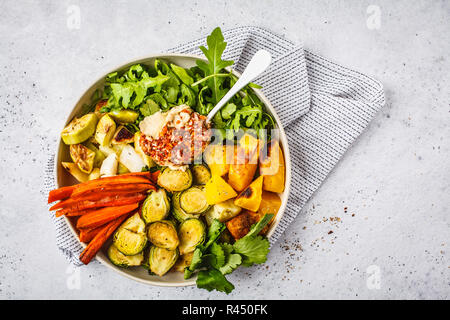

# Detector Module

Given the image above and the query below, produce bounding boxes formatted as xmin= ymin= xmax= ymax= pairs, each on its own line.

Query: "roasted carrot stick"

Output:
xmin=150 ymin=170 xmax=160 ymax=183
xmin=79 ymin=214 xmax=130 ymax=265
xmin=70 ymin=183 xmax=155 ymax=198
xmin=50 ymin=189 xmax=150 ymax=211
xmin=48 ymin=172 xmax=152 ymax=203
xmin=79 ymin=226 xmax=103 ymax=243
xmin=55 ymin=193 xmax=147 ymax=215
xmin=48 ymin=185 xmax=76 ymax=203
xmin=76 ymin=203 xmax=139 ymax=229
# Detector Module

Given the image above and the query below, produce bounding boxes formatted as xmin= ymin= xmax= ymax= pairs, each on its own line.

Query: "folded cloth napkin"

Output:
xmin=44 ymin=26 xmax=385 ymax=266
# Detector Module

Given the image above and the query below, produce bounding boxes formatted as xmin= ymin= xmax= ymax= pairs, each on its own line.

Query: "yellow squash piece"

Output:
xmin=260 ymin=140 xmax=285 ymax=193
xmin=203 ymin=144 xmax=233 ymax=177
xmin=257 ymin=191 xmax=281 ymax=225
xmin=61 ymin=113 xmax=98 ymax=145
xmin=95 ymin=114 xmax=116 ymax=146
xmin=69 ymin=144 xmax=96 ymax=174
xmin=205 ymin=175 xmax=237 ymax=205
xmin=61 ymin=162 xmax=89 ymax=183
xmin=234 ymin=175 xmax=264 ymax=212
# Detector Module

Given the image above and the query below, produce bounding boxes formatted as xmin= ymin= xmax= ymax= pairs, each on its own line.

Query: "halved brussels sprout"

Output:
xmin=179 ymin=186 xmax=209 ymax=214
xmin=147 ymin=220 xmax=179 ymax=250
xmin=109 ymin=109 xmax=139 ymax=123
xmin=148 ymin=246 xmax=179 ymax=276
xmin=172 ymin=192 xmax=200 ymax=222
xmin=157 ymin=167 xmax=192 ymax=192
xmin=171 ymin=252 xmax=194 ymax=273
xmin=191 ymin=164 xmax=211 ymax=185
xmin=113 ymin=213 xmax=147 ymax=255
xmin=70 ymin=144 xmax=96 ymax=173
xmin=112 ymin=125 xmax=134 ymax=144
xmin=61 ymin=113 xmax=98 ymax=145
xmin=95 ymin=114 xmax=116 ymax=146
xmin=204 ymin=199 xmax=242 ymax=225
xmin=108 ymin=244 xmax=144 ymax=267
xmin=141 ymin=189 xmax=170 ymax=224
xmin=178 ymin=219 xmax=206 ymax=255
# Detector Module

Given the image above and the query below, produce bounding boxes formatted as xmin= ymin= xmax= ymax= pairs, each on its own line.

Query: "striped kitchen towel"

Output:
xmin=44 ymin=26 xmax=385 ymax=266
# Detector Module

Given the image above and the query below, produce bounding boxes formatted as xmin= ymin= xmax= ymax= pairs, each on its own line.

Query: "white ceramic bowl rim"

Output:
xmin=54 ymin=53 xmax=292 ymax=287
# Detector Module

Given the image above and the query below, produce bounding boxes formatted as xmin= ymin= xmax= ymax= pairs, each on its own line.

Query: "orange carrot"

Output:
xmin=76 ymin=203 xmax=139 ymax=229
xmin=48 ymin=185 xmax=76 ymax=203
xmin=55 ymin=193 xmax=147 ymax=215
xmin=79 ymin=226 xmax=103 ymax=243
xmin=50 ymin=190 xmax=149 ymax=211
xmin=150 ymin=170 xmax=160 ymax=183
xmin=79 ymin=214 xmax=129 ymax=265
xmin=70 ymin=183 xmax=155 ymax=198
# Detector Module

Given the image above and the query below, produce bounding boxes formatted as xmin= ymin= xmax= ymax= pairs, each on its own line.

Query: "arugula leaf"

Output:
xmin=140 ymin=99 xmax=160 ymax=117
xmin=221 ymin=103 xmax=236 ymax=120
xmin=232 ymin=214 xmax=273 ymax=267
xmin=196 ymin=269 xmax=235 ymax=294
xmin=196 ymin=27 xmax=234 ymax=103
xmin=108 ymin=67 xmax=170 ymax=109
xmin=170 ymin=64 xmax=194 ymax=85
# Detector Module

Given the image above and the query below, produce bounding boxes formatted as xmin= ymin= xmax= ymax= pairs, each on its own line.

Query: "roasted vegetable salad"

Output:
xmin=48 ymin=27 xmax=286 ymax=294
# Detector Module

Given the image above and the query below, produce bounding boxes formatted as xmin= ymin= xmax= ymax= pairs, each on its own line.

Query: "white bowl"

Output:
xmin=54 ymin=53 xmax=292 ymax=286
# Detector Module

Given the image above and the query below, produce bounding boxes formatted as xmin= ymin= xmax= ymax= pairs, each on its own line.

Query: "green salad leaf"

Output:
xmin=184 ymin=214 xmax=273 ymax=294
xmin=196 ymin=27 xmax=234 ymax=103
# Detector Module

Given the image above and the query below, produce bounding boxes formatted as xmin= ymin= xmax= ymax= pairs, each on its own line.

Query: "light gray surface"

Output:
xmin=0 ymin=0 xmax=448 ymax=299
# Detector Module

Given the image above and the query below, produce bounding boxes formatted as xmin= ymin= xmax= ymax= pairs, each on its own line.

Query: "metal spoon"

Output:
xmin=206 ymin=49 xmax=272 ymax=122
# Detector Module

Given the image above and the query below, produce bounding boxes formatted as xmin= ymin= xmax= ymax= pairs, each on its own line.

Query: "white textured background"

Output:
xmin=0 ymin=0 xmax=449 ymax=299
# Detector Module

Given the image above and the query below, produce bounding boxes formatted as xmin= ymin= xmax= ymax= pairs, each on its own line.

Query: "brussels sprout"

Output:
xmin=148 ymin=246 xmax=179 ymax=276
xmin=157 ymin=167 xmax=192 ymax=192
xmin=172 ymin=192 xmax=200 ymax=222
xmin=191 ymin=164 xmax=211 ymax=185
xmin=108 ymin=244 xmax=144 ymax=267
xmin=141 ymin=189 xmax=170 ymax=224
xmin=179 ymin=186 xmax=209 ymax=214
xmin=171 ymin=252 xmax=194 ymax=273
xmin=204 ymin=199 xmax=242 ymax=225
xmin=147 ymin=220 xmax=179 ymax=250
xmin=70 ymin=144 xmax=96 ymax=174
xmin=95 ymin=114 xmax=116 ymax=146
xmin=113 ymin=213 xmax=147 ymax=255
xmin=178 ymin=219 xmax=206 ymax=255
xmin=112 ymin=125 xmax=134 ymax=144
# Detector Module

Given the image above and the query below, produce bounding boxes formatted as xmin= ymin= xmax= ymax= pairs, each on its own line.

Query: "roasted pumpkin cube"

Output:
xmin=260 ymin=140 xmax=285 ymax=193
xmin=234 ymin=175 xmax=263 ymax=211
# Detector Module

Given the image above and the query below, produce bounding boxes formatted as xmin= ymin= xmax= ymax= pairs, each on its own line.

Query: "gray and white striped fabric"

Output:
xmin=44 ymin=26 xmax=385 ymax=266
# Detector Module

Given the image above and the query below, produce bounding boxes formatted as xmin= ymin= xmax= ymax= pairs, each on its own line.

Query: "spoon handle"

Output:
xmin=206 ymin=50 xmax=272 ymax=122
